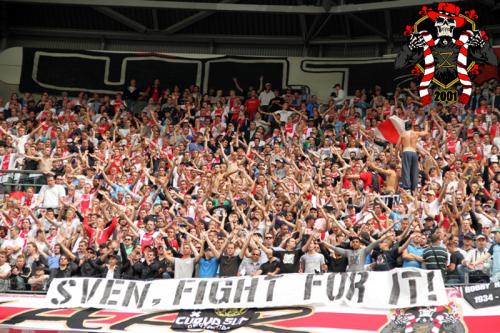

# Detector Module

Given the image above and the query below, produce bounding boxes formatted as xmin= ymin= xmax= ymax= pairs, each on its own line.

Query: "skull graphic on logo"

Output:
xmin=434 ymin=16 xmax=456 ymax=38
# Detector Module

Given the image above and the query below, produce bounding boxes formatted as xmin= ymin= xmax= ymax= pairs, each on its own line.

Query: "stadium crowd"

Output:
xmin=0 ymin=76 xmax=500 ymax=292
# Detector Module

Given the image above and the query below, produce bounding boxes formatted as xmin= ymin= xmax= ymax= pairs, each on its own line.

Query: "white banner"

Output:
xmin=5 ymin=285 xmax=500 ymax=333
xmin=45 ymin=268 xmax=447 ymax=311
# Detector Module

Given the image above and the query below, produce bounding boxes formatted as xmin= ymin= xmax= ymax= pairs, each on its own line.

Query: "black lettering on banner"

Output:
xmin=427 ymin=271 xmax=437 ymax=301
xmin=264 ymin=275 xmax=283 ymax=302
xmin=106 ymin=280 xmax=125 ymax=306
xmin=122 ymin=281 xmax=151 ymax=308
xmin=173 ymin=280 xmax=194 ymax=305
xmin=303 ymin=274 xmax=322 ymax=300
xmin=345 ymin=272 xmax=368 ymax=303
xmin=194 ymin=280 xmax=208 ymax=304
xmin=233 ymin=277 xmax=258 ymax=303
xmin=326 ymin=273 xmax=347 ymax=301
xmin=51 ymin=279 xmax=76 ymax=305
xmin=209 ymin=280 xmax=233 ymax=304
xmin=389 ymin=272 xmax=400 ymax=305
xmin=81 ymin=278 xmax=102 ymax=304
xmin=390 ymin=271 xmax=423 ymax=305
xmin=99 ymin=279 xmax=116 ymax=305
xmin=402 ymin=271 xmax=421 ymax=305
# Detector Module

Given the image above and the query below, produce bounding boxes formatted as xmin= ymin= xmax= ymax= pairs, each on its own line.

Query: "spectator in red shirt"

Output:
xmin=244 ymin=90 xmax=261 ymax=121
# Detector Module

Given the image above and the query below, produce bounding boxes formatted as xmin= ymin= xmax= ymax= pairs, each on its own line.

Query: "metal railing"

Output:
xmin=2 ymin=289 xmax=47 ymax=295
xmin=0 ymin=169 xmax=46 ymax=194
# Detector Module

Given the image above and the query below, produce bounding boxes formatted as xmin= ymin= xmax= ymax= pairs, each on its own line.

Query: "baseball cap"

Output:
xmin=463 ymin=232 xmax=475 ymax=240
xmin=493 ymin=227 xmax=500 ymax=233
xmin=476 ymin=234 xmax=487 ymax=240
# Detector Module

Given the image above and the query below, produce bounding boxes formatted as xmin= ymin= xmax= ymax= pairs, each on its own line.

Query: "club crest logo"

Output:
xmin=395 ymin=2 xmax=498 ymax=105
xmin=379 ymin=302 xmax=468 ymax=333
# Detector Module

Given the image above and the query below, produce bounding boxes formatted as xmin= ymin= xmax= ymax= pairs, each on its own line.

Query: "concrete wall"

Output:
xmin=0 ymin=47 xmax=22 ymax=99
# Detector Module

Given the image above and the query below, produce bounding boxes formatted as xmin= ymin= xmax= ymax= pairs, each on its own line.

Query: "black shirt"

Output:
xmin=219 ymin=255 xmax=242 ymax=277
xmin=259 ymin=258 xmax=281 ymax=275
xmin=372 ymin=246 xmax=400 ymax=271
xmin=447 ymin=250 xmax=464 ymax=278
xmin=273 ymin=249 xmax=302 ymax=274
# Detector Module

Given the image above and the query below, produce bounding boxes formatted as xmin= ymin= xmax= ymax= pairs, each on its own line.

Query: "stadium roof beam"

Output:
xmin=5 ymin=0 xmax=460 ymax=15
xmin=92 ymin=6 xmax=148 ymax=33
xmin=347 ymin=14 xmax=387 ymax=41
xmin=306 ymin=15 xmax=321 ymax=42
xmin=297 ymin=0 xmax=307 ymax=41
xmin=309 ymin=13 xmax=332 ymax=41
xmin=8 ymin=27 xmax=306 ymax=45
xmin=310 ymin=36 xmax=387 ymax=44
xmin=163 ymin=0 xmax=239 ymax=35
xmin=151 ymin=9 xmax=159 ymax=31
xmin=8 ymin=26 xmax=402 ymax=45
xmin=344 ymin=16 xmax=351 ymax=39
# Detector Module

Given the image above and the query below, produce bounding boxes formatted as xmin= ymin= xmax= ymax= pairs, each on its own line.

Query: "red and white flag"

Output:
xmin=373 ymin=116 xmax=406 ymax=144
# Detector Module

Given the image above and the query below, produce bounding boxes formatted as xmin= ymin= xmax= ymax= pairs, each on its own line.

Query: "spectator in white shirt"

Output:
xmin=37 ymin=176 xmax=66 ymax=210
xmin=259 ymin=83 xmax=276 ymax=109
xmin=0 ymin=251 xmax=11 ymax=291
xmin=1 ymin=227 xmax=25 ymax=264
xmin=332 ymin=84 xmax=346 ymax=106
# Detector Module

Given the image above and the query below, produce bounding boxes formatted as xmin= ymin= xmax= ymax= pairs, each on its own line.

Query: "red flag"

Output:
xmin=374 ymin=116 xmax=406 ymax=144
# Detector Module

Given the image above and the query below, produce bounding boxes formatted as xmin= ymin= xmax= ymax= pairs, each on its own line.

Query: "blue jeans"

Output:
xmin=401 ymin=151 xmax=418 ymax=191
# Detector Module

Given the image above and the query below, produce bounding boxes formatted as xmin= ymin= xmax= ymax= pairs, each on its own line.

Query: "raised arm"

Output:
xmin=57 ymin=238 xmax=76 ymax=261
xmin=301 ymin=230 xmax=318 ymax=253
xmin=205 ymin=233 xmax=221 ymax=258
xmin=239 ymin=231 xmax=253 ymax=260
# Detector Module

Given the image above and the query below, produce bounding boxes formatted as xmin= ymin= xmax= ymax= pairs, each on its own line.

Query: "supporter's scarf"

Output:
xmin=0 ymin=153 xmax=16 ymax=176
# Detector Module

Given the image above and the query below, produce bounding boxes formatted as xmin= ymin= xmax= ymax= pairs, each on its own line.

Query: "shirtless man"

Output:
xmin=25 ymin=147 xmax=75 ymax=176
xmin=362 ymin=144 xmax=399 ymax=193
xmin=367 ymin=160 xmax=399 ymax=194
xmin=397 ymin=121 xmax=429 ymax=192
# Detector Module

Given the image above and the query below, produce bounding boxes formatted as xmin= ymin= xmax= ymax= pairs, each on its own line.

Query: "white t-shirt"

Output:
xmin=0 ymin=262 xmax=11 ymax=278
xmin=174 ymin=257 xmax=195 ymax=279
xmin=13 ymin=134 xmax=30 ymax=155
xmin=275 ymin=110 xmax=294 ymax=122
xmin=259 ymin=91 xmax=275 ymax=106
xmin=300 ymin=252 xmax=325 ymax=273
xmin=106 ymin=266 xmax=116 ymax=279
xmin=39 ymin=185 xmax=66 ymax=209
xmin=1 ymin=237 xmax=25 ymax=260
xmin=422 ymin=199 xmax=441 ymax=220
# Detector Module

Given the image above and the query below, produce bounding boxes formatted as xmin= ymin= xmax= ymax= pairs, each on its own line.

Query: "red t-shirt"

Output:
xmin=83 ymin=217 xmax=118 ymax=246
xmin=359 ymin=171 xmax=383 ymax=192
xmin=141 ymin=230 xmax=156 ymax=252
xmin=245 ymin=98 xmax=260 ymax=120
